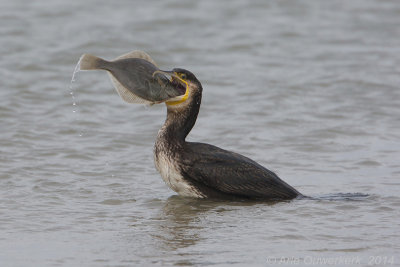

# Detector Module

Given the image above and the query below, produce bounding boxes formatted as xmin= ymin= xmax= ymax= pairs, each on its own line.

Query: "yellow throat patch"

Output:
xmin=166 ymin=78 xmax=189 ymax=106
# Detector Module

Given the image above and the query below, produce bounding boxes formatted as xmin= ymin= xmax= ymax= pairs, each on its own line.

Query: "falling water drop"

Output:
xmin=69 ymin=57 xmax=84 ymax=137
xmin=71 ymin=56 xmax=83 ymax=84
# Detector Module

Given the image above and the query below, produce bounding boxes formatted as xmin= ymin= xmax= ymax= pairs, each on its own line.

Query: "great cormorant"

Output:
xmin=78 ymin=51 xmax=302 ymax=200
xmin=154 ymin=68 xmax=302 ymax=200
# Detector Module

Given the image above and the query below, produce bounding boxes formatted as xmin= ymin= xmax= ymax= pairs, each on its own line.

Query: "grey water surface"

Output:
xmin=1 ymin=0 xmax=400 ymax=266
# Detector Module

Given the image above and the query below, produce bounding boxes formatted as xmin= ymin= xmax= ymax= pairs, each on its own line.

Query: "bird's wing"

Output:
xmin=181 ymin=142 xmax=300 ymax=199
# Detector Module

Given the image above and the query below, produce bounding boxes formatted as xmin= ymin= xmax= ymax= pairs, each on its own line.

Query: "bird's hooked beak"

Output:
xmin=153 ymin=70 xmax=189 ymax=106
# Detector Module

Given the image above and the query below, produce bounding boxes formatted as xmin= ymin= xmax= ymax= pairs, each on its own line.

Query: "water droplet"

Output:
xmin=70 ymin=58 xmax=83 ymax=121
xmin=71 ymin=56 xmax=82 ymax=84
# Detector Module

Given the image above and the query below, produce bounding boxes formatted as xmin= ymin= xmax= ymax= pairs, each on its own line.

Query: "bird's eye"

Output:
xmin=180 ymin=73 xmax=187 ymax=80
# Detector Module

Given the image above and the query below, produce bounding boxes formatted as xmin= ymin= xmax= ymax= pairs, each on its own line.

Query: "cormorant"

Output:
xmin=154 ymin=68 xmax=302 ymax=200
xmin=78 ymin=50 xmax=302 ymax=200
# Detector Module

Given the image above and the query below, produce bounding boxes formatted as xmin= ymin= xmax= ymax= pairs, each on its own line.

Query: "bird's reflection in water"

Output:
xmin=155 ymin=196 xmax=218 ymax=252
xmin=154 ymin=195 xmax=280 ymax=252
xmin=125 ymin=196 xmax=283 ymax=265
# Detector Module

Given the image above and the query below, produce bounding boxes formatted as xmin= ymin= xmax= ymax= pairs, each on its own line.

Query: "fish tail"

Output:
xmin=79 ymin=54 xmax=108 ymax=70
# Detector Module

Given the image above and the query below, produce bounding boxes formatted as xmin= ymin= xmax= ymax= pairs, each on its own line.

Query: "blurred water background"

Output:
xmin=1 ymin=0 xmax=400 ymax=266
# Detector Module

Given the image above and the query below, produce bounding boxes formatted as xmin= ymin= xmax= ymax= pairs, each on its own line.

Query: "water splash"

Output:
xmin=69 ymin=56 xmax=84 ymax=137
xmin=71 ymin=55 xmax=82 ymax=83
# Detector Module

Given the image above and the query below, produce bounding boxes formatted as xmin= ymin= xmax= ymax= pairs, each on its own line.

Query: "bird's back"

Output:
xmin=179 ymin=142 xmax=301 ymax=200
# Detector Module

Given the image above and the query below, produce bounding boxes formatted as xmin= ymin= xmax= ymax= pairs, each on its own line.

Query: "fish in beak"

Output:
xmin=78 ymin=50 xmax=186 ymax=105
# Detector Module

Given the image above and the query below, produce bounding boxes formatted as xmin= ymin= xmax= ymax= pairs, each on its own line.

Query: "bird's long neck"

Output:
xmin=158 ymin=93 xmax=201 ymax=144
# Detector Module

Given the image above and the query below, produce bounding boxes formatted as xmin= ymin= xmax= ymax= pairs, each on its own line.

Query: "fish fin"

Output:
xmin=107 ymin=73 xmax=152 ymax=104
xmin=115 ymin=50 xmax=158 ymax=67
xmin=79 ymin=54 xmax=107 ymax=70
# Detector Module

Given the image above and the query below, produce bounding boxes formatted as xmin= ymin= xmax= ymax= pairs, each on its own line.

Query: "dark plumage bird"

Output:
xmin=78 ymin=50 xmax=301 ymax=200
xmin=154 ymin=68 xmax=302 ymax=200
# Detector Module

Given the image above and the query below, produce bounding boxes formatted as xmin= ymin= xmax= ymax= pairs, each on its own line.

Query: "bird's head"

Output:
xmin=155 ymin=68 xmax=202 ymax=111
